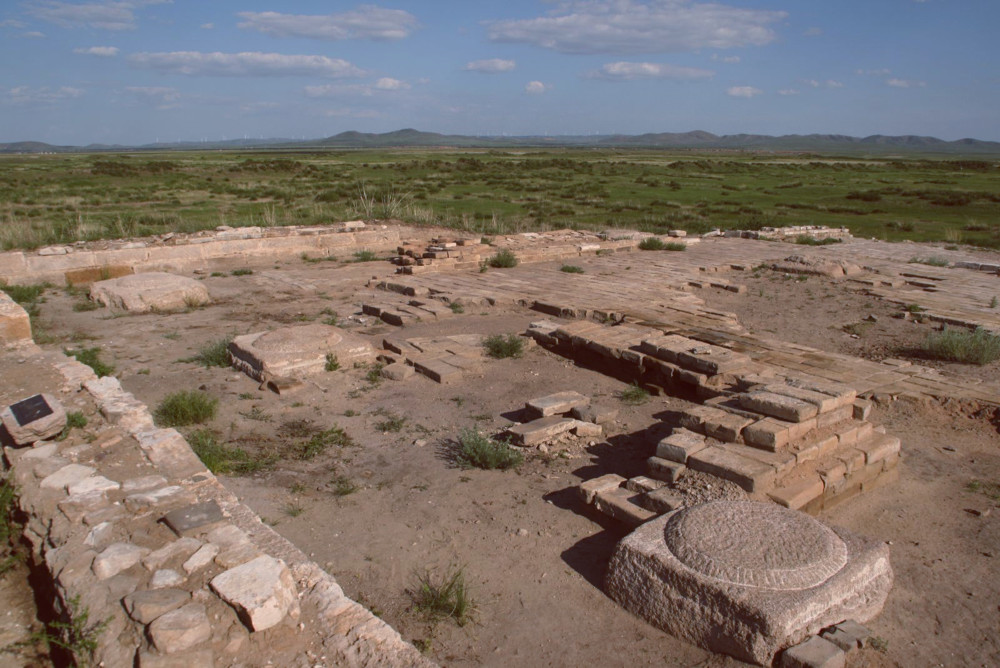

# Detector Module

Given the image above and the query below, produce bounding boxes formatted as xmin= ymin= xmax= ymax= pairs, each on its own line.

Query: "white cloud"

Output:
xmin=588 ymin=61 xmax=713 ymax=81
xmin=804 ymin=79 xmax=842 ymax=89
xmin=0 ymin=19 xmax=27 ymax=28
xmin=4 ymin=85 xmax=84 ymax=104
xmin=826 ymin=79 xmax=844 ymax=88
xmin=125 ymin=85 xmax=179 ymax=108
xmin=464 ymin=58 xmax=516 ymax=73
xmin=74 ymin=45 xmax=119 ymax=56
xmin=856 ymin=68 xmax=890 ymax=76
xmin=26 ymin=0 xmax=170 ymax=31
xmin=804 ymin=27 xmax=822 ymax=36
xmin=128 ymin=51 xmax=366 ymax=78
xmin=778 ymin=89 xmax=799 ymax=96
xmin=487 ymin=0 xmax=786 ymax=54
xmin=22 ymin=31 xmax=46 ymax=38
xmin=200 ymin=22 xmax=213 ymax=29
xmin=726 ymin=85 xmax=762 ymax=98
xmin=304 ymin=77 xmax=410 ymax=98
xmin=711 ymin=54 xmax=740 ymax=64
xmin=887 ymin=78 xmax=926 ymax=88
xmin=525 ymin=80 xmax=550 ymax=94
xmin=237 ymin=6 xmax=417 ymax=41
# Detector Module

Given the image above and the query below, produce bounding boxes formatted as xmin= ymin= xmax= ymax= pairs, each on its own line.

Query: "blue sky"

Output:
xmin=1 ymin=1 xmax=997 ymax=145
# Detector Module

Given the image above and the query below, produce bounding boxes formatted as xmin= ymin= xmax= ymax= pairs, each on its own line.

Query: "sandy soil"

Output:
xmin=20 ymin=249 xmax=1000 ymax=667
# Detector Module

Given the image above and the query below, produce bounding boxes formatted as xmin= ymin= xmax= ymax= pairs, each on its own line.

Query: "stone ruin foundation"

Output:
xmin=90 ymin=272 xmax=211 ymax=313
xmin=606 ymin=500 xmax=893 ymax=665
xmin=229 ymin=323 xmax=376 ymax=382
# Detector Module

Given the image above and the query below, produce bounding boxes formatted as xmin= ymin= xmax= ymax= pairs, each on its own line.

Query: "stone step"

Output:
xmin=506 ymin=416 xmax=577 ymax=446
xmin=525 ymin=391 xmax=590 ymax=419
xmin=687 ymin=445 xmax=778 ymax=493
xmin=654 ymin=428 xmax=707 ymax=463
xmin=592 ymin=486 xmax=657 ymax=528
xmin=740 ymin=390 xmax=818 ymax=423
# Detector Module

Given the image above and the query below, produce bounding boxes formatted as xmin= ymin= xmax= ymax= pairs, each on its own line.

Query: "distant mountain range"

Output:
xmin=3 ymin=129 xmax=1000 ymax=155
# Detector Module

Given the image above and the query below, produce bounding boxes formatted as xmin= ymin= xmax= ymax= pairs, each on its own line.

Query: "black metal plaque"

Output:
xmin=9 ymin=394 xmax=53 ymax=426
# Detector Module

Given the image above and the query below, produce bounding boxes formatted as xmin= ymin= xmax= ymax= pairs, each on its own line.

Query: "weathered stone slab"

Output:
xmin=123 ymin=588 xmax=191 ymax=624
xmin=647 ymin=457 xmax=686 ymax=484
xmin=579 ymin=473 xmax=625 ymax=504
xmin=741 ymin=391 xmax=818 ymax=423
xmin=411 ymin=357 xmax=463 ymax=384
xmin=743 ymin=417 xmax=792 ymax=451
xmin=93 ymin=542 xmax=150 ymax=580
xmin=763 ymin=384 xmax=843 ymax=414
xmin=162 ymin=501 xmax=225 ymax=537
xmin=1 ymin=393 xmax=66 ymax=445
xmin=0 ymin=291 xmax=32 ymax=344
xmin=210 ymin=555 xmax=300 ymax=632
xmin=643 ymin=487 xmax=685 ymax=513
xmin=148 ymin=603 xmax=212 ymax=654
xmin=571 ymin=403 xmax=618 ymax=425
xmin=91 ymin=272 xmax=210 ymax=312
xmin=779 ymin=636 xmax=845 ymax=668
xmin=769 ymin=476 xmax=825 ymax=511
xmin=606 ymin=500 xmax=893 ymax=665
xmin=138 ymin=648 xmax=215 ymax=668
xmin=40 ymin=464 xmax=96 ymax=491
xmin=688 ymin=446 xmax=776 ymax=493
xmin=703 ymin=411 xmax=755 ymax=443
xmin=657 ymin=430 xmax=707 ymax=466
xmin=229 ymin=324 xmax=375 ymax=381
xmin=593 ymin=486 xmax=657 ymax=527
xmin=525 ymin=391 xmax=590 ymax=419
xmin=507 ymin=416 xmax=576 ymax=446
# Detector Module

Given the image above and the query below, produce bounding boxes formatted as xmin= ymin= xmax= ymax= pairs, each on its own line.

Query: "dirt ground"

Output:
xmin=15 ymin=248 xmax=1000 ymax=667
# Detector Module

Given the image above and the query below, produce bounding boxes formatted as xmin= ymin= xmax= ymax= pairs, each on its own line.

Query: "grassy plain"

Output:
xmin=1 ymin=149 xmax=999 ymax=250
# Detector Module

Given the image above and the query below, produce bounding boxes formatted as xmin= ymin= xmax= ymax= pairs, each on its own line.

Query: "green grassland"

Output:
xmin=1 ymin=149 xmax=998 ymax=250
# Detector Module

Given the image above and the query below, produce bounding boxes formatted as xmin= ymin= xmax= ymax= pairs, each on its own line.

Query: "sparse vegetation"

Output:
xmin=188 ymin=429 xmax=275 ymax=475
xmin=72 ymin=300 xmax=100 ymax=312
xmin=663 ymin=242 xmax=687 ymax=251
xmin=180 ymin=335 xmax=233 ymax=368
xmin=154 ymin=390 xmax=218 ymax=427
xmin=921 ymin=326 xmax=1000 ymax=365
xmin=487 ymin=249 xmax=518 ymax=268
xmin=239 ymin=407 xmax=272 ymax=422
xmin=374 ymin=412 xmax=406 ymax=433
xmin=909 ymin=256 xmax=950 ymax=267
xmin=331 ymin=475 xmax=358 ymax=497
xmin=298 ymin=426 xmax=353 ymax=460
xmin=325 ymin=352 xmax=340 ymax=371
xmin=65 ymin=347 xmax=114 ymax=377
xmin=867 ymin=636 xmax=889 ymax=653
xmin=231 ymin=268 xmax=254 ymax=276
xmin=453 ymin=428 xmax=523 ymax=470
xmin=794 ymin=236 xmax=842 ymax=246
xmin=483 ymin=333 xmax=525 ymax=359
xmin=560 ymin=264 xmax=584 ymax=273
xmin=33 ymin=595 xmax=110 ymax=667
xmin=618 ymin=382 xmax=650 ymax=405
xmin=637 ymin=237 xmax=666 ymax=250
xmin=448 ymin=302 xmax=465 ymax=314
xmin=353 ymin=250 xmax=378 ymax=262
xmin=990 ymin=296 xmax=998 ymax=309
xmin=966 ymin=479 xmax=1000 ymax=501
xmin=410 ymin=566 xmax=473 ymax=626
xmin=57 ymin=411 xmax=88 ymax=440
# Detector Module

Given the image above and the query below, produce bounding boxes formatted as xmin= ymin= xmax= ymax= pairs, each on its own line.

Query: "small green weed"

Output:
xmin=283 ymin=502 xmax=305 ymax=517
xmin=448 ymin=302 xmax=465 ymax=314
xmin=990 ymin=296 xmax=998 ymax=309
xmin=353 ymin=250 xmax=378 ymax=262
xmin=0 ymin=283 xmax=47 ymax=304
xmin=210 ymin=271 xmax=225 ymax=277
xmin=794 ymin=236 xmax=842 ymax=246
xmin=966 ymin=479 xmax=1000 ymax=500
xmin=162 ymin=331 xmax=181 ymax=340
xmin=180 ymin=336 xmax=232 ymax=368
xmin=72 ymin=301 xmax=99 ymax=312
xmin=325 ymin=352 xmax=340 ymax=371
xmin=65 ymin=347 xmax=114 ymax=377
xmin=331 ymin=475 xmax=357 ymax=496
xmin=410 ymin=566 xmax=473 ymax=626
xmin=299 ymin=426 xmax=353 ymax=460
xmin=867 ymin=636 xmax=889 ymax=653
xmin=663 ymin=242 xmax=687 ymax=251
xmin=904 ymin=303 xmax=926 ymax=313
xmin=239 ymin=407 xmax=272 ymax=422
xmin=34 ymin=595 xmax=110 ymax=667
xmin=908 ymin=256 xmax=949 ymax=267
xmin=842 ymin=322 xmax=872 ymax=337
xmin=453 ymin=428 xmax=523 ymax=470
xmin=188 ymin=429 xmax=275 ymax=475
xmin=487 ymin=249 xmax=518 ymax=268
xmin=231 ymin=268 xmax=254 ymax=276
xmin=618 ymin=383 xmax=649 ymax=405
xmin=483 ymin=333 xmax=525 ymax=359
xmin=560 ymin=264 xmax=584 ymax=273
xmin=374 ymin=413 xmax=406 ymax=433
xmin=637 ymin=237 xmax=666 ymax=250
xmin=154 ymin=390 xmax=218 ymax=427
xmin=238 ymin=392 xmax=255 ymax=400
xmin=57 ymin=411 xmax=88 ymax=440
xmin=365 ymin=363 xmax=385 ymax=384
xmin=922 ymin=327 xmax=1000 ymax=365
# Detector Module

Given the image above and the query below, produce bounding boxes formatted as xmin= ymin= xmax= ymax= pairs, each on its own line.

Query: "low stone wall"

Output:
xmin=1 ymin=306 xmax=432 ymax=666
xmin=0 ymin=222 xmax=403 ymax=285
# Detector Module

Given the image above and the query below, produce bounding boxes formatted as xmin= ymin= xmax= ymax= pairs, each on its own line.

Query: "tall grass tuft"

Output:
xmin=921 ymin=327 xmax=1000 ymax=365
xmin=154 ymin=390 xmax=218 ymax=427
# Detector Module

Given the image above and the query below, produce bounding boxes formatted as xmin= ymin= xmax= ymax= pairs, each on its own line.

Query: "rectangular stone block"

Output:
xmin=593 ymin=487 xmax=657 ymax=527
xmin=647 ymin=457 xmax=686 ymax=483
xmin=688 ymin=446 xmax=777 ymax=493
xmin=525 ymin=391 xmax=590 ymax=419
xmin=655 ymin=428 xmax=707 ymax=463
xmin=642 ymin=487 xmax=685 ymax=513
xmin=769 ymin=476 xmax=825 ymax=511
xmin=507 ymin=416 xmax=576 ymax=446
xmin=411 ymin=357 xmax=463 ymax=384
xmin=852 ymin=398 xmax=873 ymax=420
xmin=856 ymin=434 xmax=901 ymax=465
xmin=780 ymin=636 xmax=845 ymax=668
xmin=704 ymin=412 xmax=754 ymax=443
xmin=625 ymin=476 xmax=665 ymax=494
xmin=741 ymin=391 xmax=818 ymax=423
xmin=742 ymin=418 xmax=791 ymax=451
xmin=816 ymin=405 xmax=853 ymax=429
xmin=0 ymin=292 xmax=32 ymax=344
xmin=678 ymin=405 xmax=731 ymax=435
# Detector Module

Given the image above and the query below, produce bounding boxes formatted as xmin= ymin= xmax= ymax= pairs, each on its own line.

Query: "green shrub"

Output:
xmin=663 ymin=242 xmax=687 ymax=251
xmin=487 ymin=249 xmax=518 ymax=268
xmin=231 ymin=268 xmax=253 ymax=276
xmin=560 ymin=265 xmax=584 ymax=273
xmin=637 ymin=237 xmax=666 ymax=250
xmin=353 ymin=250 xmax=378 ymax=262
xmin=0 ymin=283 xmax=47 ymax=304
xmin=188 ymin=429 xmax=275 ymax=475
xmin=72 ymin=301 xmax=100 ymax=312
xmin=411 ymin=566 xmax=473 ymax=626
xmin=325 ymin=353 xmax=340 ymax=371
xmin=448 ymin=302 xmax=465 ymax=314
xmin=154 ymin=390 xmax=218 ymax=427
xmin=483 ymin=334 xmax=525 ymax=359
xmin=374 ymin=413 xmax=406 ymax=433
xmin=921 ymin=327 xmax=1000 ymax=365
xmin=454 ymin=429 xmax=523 ymax=470
xmin=331 ymin=475 xmax=357 ymax=496
xmin=181 ymin=336 xmax=233 ymax=368
xmin=65 ymin=347 xmax=115 ymax=377
xmin=908 ymin=256 xmax=949 ymax=267
xmin=618 ymin=382 xmax=650 ymax=405
xmin=794 ymin=236 xmax=842 ymax=246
